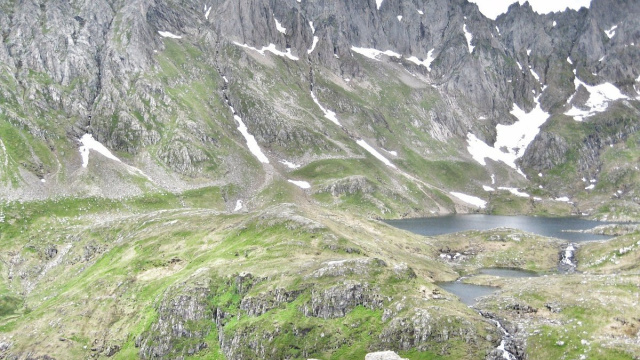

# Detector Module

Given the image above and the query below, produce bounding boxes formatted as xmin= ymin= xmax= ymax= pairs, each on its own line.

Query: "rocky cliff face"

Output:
xmin=0 ymin=0 xmax=640 ymax=212
xmin=1 ymin=0 xmax=638 ymax=207
xmin=135 ymin=264 xmax=495 ymax=360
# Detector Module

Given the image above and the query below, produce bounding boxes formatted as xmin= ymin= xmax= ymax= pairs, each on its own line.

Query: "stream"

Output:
xmin=386 ymin=215 xmax=617 ymax=359
xmin=438 ymin=268 xmax=538 ymax=360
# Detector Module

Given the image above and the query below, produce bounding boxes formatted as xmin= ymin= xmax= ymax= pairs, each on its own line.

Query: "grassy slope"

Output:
xmin=0 ymin=190 xmax=495 ymax=359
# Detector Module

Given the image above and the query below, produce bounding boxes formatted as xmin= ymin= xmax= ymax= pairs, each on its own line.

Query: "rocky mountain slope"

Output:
xmin=1 ymin=0 xmax=640 ymax=359
xmin=0 ymin=0 xmax=638 ymax=216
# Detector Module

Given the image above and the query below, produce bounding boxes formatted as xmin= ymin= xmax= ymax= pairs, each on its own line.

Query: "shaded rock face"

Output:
xmin=302 ymin=281 xmax=385 ymax=319
xmin=519 ymin=131 xmax=569 ymax=172
xmin=308 ymin=257 xmax=387 ymax=278
xmin=521 ymin=108 xmax=640 ymax=181
xmin=240 ymin=288 xmax=305 ymax=317
xmin=320 ymin=176 xmax=376 ymax=196
xmin=137 ymin=285 xmax=212 ymax=359
xmin=379 ymin=308 xmax=480 ymax=352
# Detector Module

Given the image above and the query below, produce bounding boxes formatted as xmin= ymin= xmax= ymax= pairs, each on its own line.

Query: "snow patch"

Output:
xmin=498 ymin=187 xmax=530 ymax=198
xmin=223 ymin=76 xmax=229 ymax=83
xmin=491 ymin=174 xmax=496 ymax=185
xmin=158 ymin=31 xmax=182 ymax=39
xmin=356 ymin=140 xmax=396 ymax=168
xmin=467 ymin=133 xmax=517 ymax=168
xmin=483 ymin=185 xmax=495 ymax=192
xmin=310 ymin=91 xmax=341 ymax=126
xmin=516 ymin=62 xmax=523 ymax=71
xmin=233 ymin=42 xmax=299 ymax=60
xmin=308 ymin=36 xmax=319 ymax=54
xmin=274 ymin=16 xmax=286 ymax=34
xmin=383 ymin=149 xmax=398 ymax=156
xmin=555 ymin=196 xmax=570 ymax=202
xmin=351 ymin=46 xmax=401 ymax=61
xmin=553 ymin=21 xmax=557 ymax=27
xmin=417 ymin=9 xmax=424 ymax=15
xmin=567 ymin=57 xmax=573 ymax=65
xmin=604 ymin=25 xmax=618 ymax=39
xmin=498 ymin=97 xmax=548 ymax=159
xmin=0 ymin=138 xmax=7 ymax=167
xmin=79 ymin=134 xmax=121 ymax=168
xmin=376 ymin=0 xmax=384 ymax=10
xmin=467 ymin=96 xmax=549 ymax=176
xmin=585 ymin=184 xmax=595 ymax=190
xmin=309 ymin=21 xmax=315 ymax=34
xmin=450 ymin=192 xmax=487 ymax=209
xmin=288 ymin=179 xmax=311 ymax=189
xmin=463 ymin=24 xmax=474 ymax=53
xmin=280 ymin=160 xmax=300 ymax=169
xmin=406 ymin=49 xmax=435 ymax=71
xmin=530 ymin=67 xmax=540 ymax=82
xmin=397 ymin=15 xmax=403 ymax=21
xmin=527 ymin=49 xmax=532 ymax=56
xmin=233 ymin=114 xmax=269 ymax=163
xmin=204 ymin=6 xmax=211 ymax=20
xmin=234 ymin=200 xmax=243 ymax=212
xmin=225 ymin=99 xmax=269 ymax=164
xmin=565 ymin=77 xmax=628 ymax=121
xmin=78 ymin=134 xmax=154 ymax=181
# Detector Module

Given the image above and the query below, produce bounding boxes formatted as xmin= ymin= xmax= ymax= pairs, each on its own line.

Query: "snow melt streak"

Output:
xmin=356 ymin=140 xmax=396 ymax=168
xmin=274 ymin=16 xmax=286 ymax=34
xmin=463 ymin=24 xmax=474 ymax=53
xmin=234 ymin=115 xmax=269 ymax=164
xmin=450 ymin=192 xmax=487 ymax=208
xmin=288 ymin=180 xmax=311 ymax=189
xmin=280 ymin=160 xmax=300 ymax=169
xmin=310 ymin=91 xmax=341 ymax=126
xmin=0 ymin=138 xmax=7 ymax=167
xmin=351 ymin=46 xmax=401 ymax=61
xmin=233 ymin=42 xmax=298 ymax=61
xmin=158 ymin=31 xmax=182 ymax=39
xmin=308 ymin=37 xmax=319 ymax=54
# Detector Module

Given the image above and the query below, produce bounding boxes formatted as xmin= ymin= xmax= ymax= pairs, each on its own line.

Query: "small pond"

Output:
xmin=477 ymin=268 xmax=539 ymax=278
xmin=438 ymin=282 xmax=497 ymax=306
xmin=439 ymin=268 xmax=539 ymax=305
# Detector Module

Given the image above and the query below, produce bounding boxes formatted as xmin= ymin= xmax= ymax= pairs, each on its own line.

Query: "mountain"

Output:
xmin=0 ymin=0 xmax=639 ymax=359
